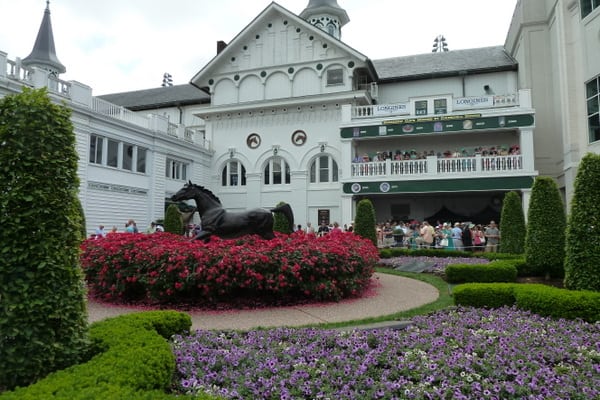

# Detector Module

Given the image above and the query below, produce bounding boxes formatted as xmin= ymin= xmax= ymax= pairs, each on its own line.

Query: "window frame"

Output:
xmin=264 ymin=157 xmax=291 ymax=185
xmin=309 ymin=154 xmax=339 ymax=184
xmin=221 ymin=160 xmax=247 ymax=187
xmin=586 ymin=75 xmax=600 ymax=143
xmin=326 ymin=68 xmax=344 ymax=86
xmin=581 ymin=0 xmax=600 ymax=18
xmin=166 ymin=158 xmax=189 ymax=181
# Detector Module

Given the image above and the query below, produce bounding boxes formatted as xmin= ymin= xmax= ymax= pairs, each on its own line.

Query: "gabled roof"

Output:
xmin=372 ymin=46 xmax=517 ymax=82
xmin=97 ymin=84 xmax=210 ymax=111
xmin=190 ymin=1 xmax=370 ymax=90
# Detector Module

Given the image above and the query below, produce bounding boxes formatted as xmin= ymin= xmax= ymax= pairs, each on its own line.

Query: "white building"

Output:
xmin=2 ymin=0 xmax=598 ymax=233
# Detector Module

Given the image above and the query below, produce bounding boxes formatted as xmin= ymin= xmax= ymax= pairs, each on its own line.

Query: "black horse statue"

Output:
xmin=171 ymin=181 xmax=294 ymax=240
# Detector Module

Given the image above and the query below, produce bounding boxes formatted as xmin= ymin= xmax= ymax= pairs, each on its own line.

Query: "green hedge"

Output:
xmin=379 ymin=247 xmax=522 ymax=260
xmin=451 ymin=283 xmax=516 ymax=308
xmin=445 ymin=260 xmax=517 ymax=284
xmin=0 ymin=311 xmax=211 ymax=400
xmin=514 ymin=285 xmax=600 ymax=321
xmin=453 ymin=283 xmax=600 ymax=322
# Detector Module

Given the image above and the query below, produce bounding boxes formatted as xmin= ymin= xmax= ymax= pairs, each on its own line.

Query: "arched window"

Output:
xmin=264 ymin=157 xmax=290 ymax=185
xmin=221 ymin=160 xmax=246 ymax=186
xmin=310 ymin=155 xmax=339 ymax=183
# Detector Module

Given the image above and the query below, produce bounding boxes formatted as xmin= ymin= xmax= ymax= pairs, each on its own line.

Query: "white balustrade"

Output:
xmin=351 ymin=154 xmax=524 ymax=178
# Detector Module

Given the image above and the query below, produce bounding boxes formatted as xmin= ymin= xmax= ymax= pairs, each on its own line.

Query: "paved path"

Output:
xmin=87 ymin=273 xmax=439 ymax=331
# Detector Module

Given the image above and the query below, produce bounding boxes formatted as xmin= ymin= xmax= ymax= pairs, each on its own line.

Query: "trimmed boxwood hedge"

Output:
xmin=379 ymin=247 xmax=522 ymax=260
xmin=453 ymin=283 xmax=600 ymax=322
xmin=445 ymin=260 xmax=518 ymax=284
xmin=0 ymin=311 xmax=213 ymax=400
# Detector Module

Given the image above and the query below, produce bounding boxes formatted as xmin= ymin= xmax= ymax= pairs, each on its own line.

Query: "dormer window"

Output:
xmin=327 ymin=68 xmax=344 ymax=85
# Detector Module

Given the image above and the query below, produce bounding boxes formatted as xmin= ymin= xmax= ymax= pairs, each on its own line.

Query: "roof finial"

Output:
xmin=46 ymin=0 xmax=50 ymax=10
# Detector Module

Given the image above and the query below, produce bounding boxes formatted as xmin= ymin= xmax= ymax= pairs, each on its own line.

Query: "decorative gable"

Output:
xmin=191 ymin=2 xmax=371 ymax=107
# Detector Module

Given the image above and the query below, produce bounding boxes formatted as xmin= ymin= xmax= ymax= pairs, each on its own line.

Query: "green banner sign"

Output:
xmin=341 ymin=113 xmax=534 ymax=139
xmin=343 ymin=176 xmax=534 ymax=194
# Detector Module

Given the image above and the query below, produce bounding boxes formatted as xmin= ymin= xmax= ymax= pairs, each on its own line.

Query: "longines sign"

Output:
xmin=341 ymin=113 xmax=534 ymax=139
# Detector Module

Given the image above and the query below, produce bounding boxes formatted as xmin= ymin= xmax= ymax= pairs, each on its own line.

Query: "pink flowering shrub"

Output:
xmin=81 ymin=231 xmax=378 ymax=305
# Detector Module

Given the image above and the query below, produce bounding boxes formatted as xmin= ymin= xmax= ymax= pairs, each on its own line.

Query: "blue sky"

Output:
xmin=0 ymin=0 xmax=517 ymax=95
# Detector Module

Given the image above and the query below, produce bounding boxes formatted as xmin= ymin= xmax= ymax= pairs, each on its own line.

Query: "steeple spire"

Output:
xmin=22 ymin=0 xmax=66 ymax=75
xmin=300 ymin=0 xmax=349 ymax=40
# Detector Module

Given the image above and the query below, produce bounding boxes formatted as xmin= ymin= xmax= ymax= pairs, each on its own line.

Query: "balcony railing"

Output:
xmin=350 ymin=155 xmax=523 ymax=178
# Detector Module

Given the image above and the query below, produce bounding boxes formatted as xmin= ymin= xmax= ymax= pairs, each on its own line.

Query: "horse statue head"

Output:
xmin=171 ymin=180 xmax=222 ymax=215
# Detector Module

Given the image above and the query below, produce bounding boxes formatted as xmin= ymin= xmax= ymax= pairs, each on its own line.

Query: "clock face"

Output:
xmin=246 ymin=133 xmax=261 ymax=149
xmin=291 ymin=130 xmax=307 ymax=146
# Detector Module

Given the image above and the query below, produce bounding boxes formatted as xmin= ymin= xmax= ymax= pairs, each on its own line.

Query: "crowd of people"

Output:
xmin=376 ymin=220 xmax=500 ymax=252
xmin=353 ymin=145 xmax=520 ymax=163
xmin=90 ymin=219 xmax=163 ymax=239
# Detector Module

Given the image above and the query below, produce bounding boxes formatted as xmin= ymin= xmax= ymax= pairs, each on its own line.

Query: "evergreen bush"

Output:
xmin=565 ymin=153 xmax=600 ymax=291
xmin=353 ymin=199 xmax=377 ymax=246
xmin=0 ymin=88 xmax=89 ymax=390
xmin=499 ymin=191 xmax=526 ymax=254
xmin=273 ymin=201 xmax=292 ymax=234
xmin=445 ymin=260 xmax=518 ymax=283
xmin=164 ymin=204 xmax=183 ymax=235
xmin=524 ymin=176 xmax=566 ymax=278
xmin=0 ymin=311 xmax=203 ymax=400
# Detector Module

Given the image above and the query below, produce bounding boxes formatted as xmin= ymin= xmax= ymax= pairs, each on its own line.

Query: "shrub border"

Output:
xmin=453 ymin=283 xmax=600 ymax=322
xmin=0 ymin=311 xmax=210 ymax=400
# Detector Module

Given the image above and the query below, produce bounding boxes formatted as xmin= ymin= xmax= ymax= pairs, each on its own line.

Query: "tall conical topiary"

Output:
xmin=525 ymin=176 xmax=566 ymax=278
xmin=565 ymin=153 xmax=600 ymax=291
xmin=0 ymin=88 xmax=89 ymax=390
xmin=499 ymin=191 xmax=526 ymax=254
xmin=273 ymin=201 xmax=292 ymax=234
xmin=164 ymin=203 xmax=183 ymax=235
xmin=354 ymin=198 xmax=377 ymax=246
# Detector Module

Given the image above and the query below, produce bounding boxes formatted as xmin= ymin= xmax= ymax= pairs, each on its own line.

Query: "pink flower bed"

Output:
xmin=81 ymin=231 xmax=378 ymax=306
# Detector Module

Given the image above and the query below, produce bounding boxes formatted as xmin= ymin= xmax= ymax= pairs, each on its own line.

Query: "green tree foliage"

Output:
xmin=273 ymin=201 xmax=292 ymax=234
xmin=565 ymin=153 xmax=600 ymax=291
xmin=75 ymin=196 xmax=87 ymax=240
xmin=354 ymin=199 xmax=377 ymax=246
xmin=0 ymin=88 xmax=89 ymax=390
xmin=525 ymin=176 xmax=566 ymax=278
xmin=499 ymin=191 xmax=526 ymax=254
xmin=164 ymin=203 xmax=183 ymax=235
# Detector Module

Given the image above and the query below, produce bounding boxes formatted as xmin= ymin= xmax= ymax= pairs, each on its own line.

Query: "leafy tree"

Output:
xmin=354 ymin=198 xmax=377 ymax=246
xmin=565 ymin=153 xmax=600 ymax=291
xmin=525 ymin=176 xmax=566 ymax=278
xmin=0 ymin=88 xmax=89 ymax=390
xmin=499 ymin=191 xmax=526 ymax=254
xmin=164 ymin=203 xmax=183 ymax=235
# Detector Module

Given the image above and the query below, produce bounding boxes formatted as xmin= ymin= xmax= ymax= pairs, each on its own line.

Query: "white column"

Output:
xmin=245 ymin=173 xmax=262 ymax=208
xmin=341 ymin=195 xmax=354 ymax=227
xmin=519 ymin=128 xmax=535 ymax=172
xmin=0 ymin=51 xmax=7 ymax=79
xmin=290 ymin=171 xmax=308 ymax=226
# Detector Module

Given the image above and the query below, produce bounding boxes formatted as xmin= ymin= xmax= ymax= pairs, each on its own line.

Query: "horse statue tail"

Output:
xmin=271 ymin=203 xmax=294 ymax=233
